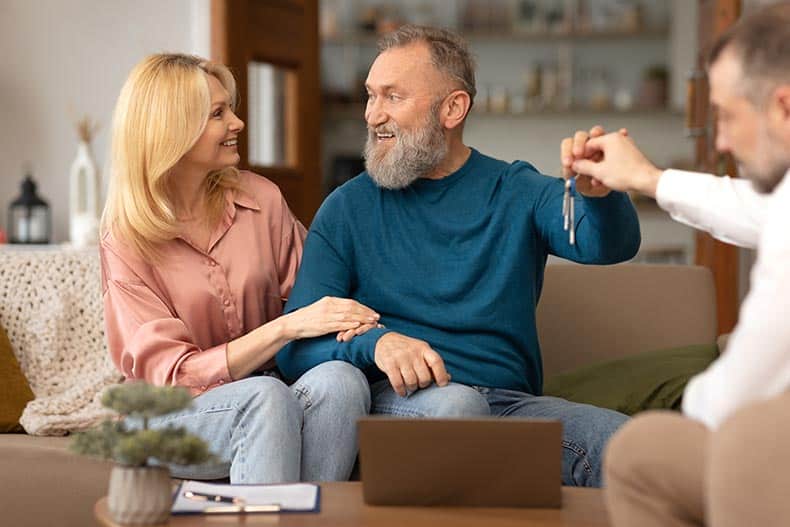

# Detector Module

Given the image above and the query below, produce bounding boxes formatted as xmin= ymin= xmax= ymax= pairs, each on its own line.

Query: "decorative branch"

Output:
xmin=75 ymin=116 xmax=100 ymax=143
xmin=70 ymin=382 xmax=216 ymax=468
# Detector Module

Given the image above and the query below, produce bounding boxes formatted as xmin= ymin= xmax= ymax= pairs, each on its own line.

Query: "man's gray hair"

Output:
xmin=377 ymin=25 xmax=477 ymax=107
xmin=708 ymin=2 xmax=790 ymax=104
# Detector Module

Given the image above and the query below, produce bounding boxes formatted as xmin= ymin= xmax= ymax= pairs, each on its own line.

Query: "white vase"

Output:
xmin=69 ymin=140 xmax=100 ymax=247
xmin=107 ymin=465 xmax=172 ymax=525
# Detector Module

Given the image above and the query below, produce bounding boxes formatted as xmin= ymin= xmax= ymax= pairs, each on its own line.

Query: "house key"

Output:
xmin=562 ymin=177 xmax=576 ymax=245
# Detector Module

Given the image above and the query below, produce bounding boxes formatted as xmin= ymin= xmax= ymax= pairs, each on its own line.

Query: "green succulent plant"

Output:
xmin=70 ymin=382 xmax=215 ymax=468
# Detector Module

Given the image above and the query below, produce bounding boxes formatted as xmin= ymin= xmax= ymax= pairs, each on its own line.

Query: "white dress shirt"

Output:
xmin=656 ymin=168 xmax=790 ymax=429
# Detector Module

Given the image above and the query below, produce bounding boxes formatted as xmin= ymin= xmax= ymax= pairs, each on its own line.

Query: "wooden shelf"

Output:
xmin=323 ymin=102 xmax=682 ymax=121
xmin=467 ymin=107 xmax=682 ymax=118
xmin=632 ymin=245 xmax=690 ymax=265
xmin=322 ymin=28 xmax=669 ymax=46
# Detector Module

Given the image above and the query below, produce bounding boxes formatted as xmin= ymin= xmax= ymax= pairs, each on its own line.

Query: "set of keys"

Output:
xmin=562 ymin=177 xmax=576 ymax=245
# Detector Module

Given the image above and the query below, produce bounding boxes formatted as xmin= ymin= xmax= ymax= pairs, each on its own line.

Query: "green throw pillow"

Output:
xmin=543 ymin=344 xmax=719 ymax=415
xmin=0 ymin=322 xmax=34 ymax=432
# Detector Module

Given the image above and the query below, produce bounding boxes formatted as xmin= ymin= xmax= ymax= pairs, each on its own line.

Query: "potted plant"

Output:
xmin=71 ymin=382 xmax=215 ymax=525
xmin=639 ymin=64 xmax=669 ymax=109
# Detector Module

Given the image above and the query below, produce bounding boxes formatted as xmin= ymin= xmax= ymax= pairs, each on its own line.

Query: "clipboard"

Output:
xmin=171 ymin=480 xmax=321 ymax=515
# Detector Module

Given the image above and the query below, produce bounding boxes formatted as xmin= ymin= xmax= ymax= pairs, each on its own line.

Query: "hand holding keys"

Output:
xmin=562 ymin=177 xmax=576 ymax=245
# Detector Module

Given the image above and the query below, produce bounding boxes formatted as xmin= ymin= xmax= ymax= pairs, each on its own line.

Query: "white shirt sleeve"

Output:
xmin=681 ymin=171 xmax=790 ymax=429
xmin=656 ymin=169 xmax=771 ymax=249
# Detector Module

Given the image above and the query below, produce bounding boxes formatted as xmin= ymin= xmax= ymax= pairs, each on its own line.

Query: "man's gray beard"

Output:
xmin=364 ymin=111 xmax=448 ymax=190
xmin=742 ymin=126 xmax=790 ymax=194
xmin=741 ymin=159 xmax=790 ymax=194
xmin=748 ymin=167 xmax=787 ymax=194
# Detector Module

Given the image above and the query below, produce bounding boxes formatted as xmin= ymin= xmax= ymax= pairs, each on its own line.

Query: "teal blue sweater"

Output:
xmin=277 ymin=149 xmax=640 ymax=394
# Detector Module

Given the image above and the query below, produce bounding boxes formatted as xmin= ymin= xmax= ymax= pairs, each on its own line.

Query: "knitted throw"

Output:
xmin=0 ymin=247 xmax=122 ymax=435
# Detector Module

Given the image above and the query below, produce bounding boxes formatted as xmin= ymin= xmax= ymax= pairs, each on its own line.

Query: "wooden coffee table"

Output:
xmin=95 ymin=482 xmax=610 ymax=526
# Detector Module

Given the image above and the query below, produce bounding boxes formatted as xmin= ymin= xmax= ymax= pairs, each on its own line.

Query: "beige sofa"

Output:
xmin=0 ymin=263 xmax=718 ymax=527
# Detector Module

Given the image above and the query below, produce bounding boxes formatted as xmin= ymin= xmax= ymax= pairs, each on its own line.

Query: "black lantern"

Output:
xmin=8 ymin=175 xmax=51 ymax=244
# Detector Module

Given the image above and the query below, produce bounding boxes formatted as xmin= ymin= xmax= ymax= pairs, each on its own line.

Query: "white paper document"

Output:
xmin=172 ymin=480 xmax=320 ymax=514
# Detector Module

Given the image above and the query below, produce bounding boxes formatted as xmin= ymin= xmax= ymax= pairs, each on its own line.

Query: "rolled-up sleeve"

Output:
xmin=657 ymin=169 xmax=769 ymax=249
xmin=101 ymin=245 xmax=232 ymax=396
xmin=681 ymin=172 xmax=790 ymax=428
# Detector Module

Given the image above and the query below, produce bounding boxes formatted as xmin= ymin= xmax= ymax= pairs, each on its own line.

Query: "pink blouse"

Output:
xmin=100 ymin=171 xmax=307 ymax=396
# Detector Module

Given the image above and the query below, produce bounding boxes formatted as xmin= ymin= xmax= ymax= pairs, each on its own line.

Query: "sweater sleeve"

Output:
xmin=276 ymin=196 xmax=389 ymax=381
xmin=534 ymin=174 xmax=641 ymax=263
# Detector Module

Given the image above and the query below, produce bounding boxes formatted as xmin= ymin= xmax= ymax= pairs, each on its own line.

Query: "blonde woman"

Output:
xmin=100 ymin=54 xmax=377 ymax=483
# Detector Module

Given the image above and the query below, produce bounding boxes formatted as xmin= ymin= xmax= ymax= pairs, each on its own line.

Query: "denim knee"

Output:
xmin=292 ymin=360 xmax=371 ymax=412
xmin=243 ymin=375 xmax=303 ymax=423
xmin=423 ymin=384 xmax=490 ymax=417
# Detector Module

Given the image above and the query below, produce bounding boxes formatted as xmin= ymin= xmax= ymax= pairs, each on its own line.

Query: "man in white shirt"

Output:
xmin=560 ymin=3 xmax=790 ymax=527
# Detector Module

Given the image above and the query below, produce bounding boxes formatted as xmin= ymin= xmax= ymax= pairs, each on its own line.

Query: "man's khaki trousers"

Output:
xmin=604 ymin=392 xmax=790 ymax=527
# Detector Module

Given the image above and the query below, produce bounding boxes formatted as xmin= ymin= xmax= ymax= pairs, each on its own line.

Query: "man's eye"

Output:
xmin=388 ymin=94 xmax=399 ymax=101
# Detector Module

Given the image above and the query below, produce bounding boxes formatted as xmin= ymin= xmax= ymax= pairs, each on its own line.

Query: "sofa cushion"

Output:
xmin=543 ymin=344 xmax=719 ymax=415
xmin=0 ymin=321 xmax=34 ymax=432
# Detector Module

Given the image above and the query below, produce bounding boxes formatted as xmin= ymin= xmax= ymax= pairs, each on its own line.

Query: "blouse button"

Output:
xmin=218 ymin=379 xmax=225 ymax=385
xmin=224 ymin=299 xmax=231 ymax=306
xmin=200 ymin=385 xmax=207 ymax=391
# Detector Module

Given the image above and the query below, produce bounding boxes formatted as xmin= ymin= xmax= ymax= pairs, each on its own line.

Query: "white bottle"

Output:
xmin=69 ymin=140 xmax=100 ymax=247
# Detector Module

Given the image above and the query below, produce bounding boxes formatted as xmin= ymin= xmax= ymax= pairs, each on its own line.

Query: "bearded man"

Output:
xmin=277 ymin=25 xmax=641 ymax=487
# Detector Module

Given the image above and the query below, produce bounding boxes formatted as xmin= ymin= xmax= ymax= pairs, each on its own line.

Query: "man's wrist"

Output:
xmin=636 ymin=165 xmax=662 ymax=199
xmin=372 ymin=329 xmax=394 ymax=355
xmin=360 ymin=326 xmax=393 ymax=364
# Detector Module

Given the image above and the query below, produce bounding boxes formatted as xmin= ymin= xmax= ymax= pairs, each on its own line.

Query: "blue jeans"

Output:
xmin=371 ymin=380 xmax=627 ymax=487
xmin=138 ymin=361 xmax=370 ymax=484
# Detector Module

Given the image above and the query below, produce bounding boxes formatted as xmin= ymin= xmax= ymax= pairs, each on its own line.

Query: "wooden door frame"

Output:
xmin=210 ymin=0 xmax=322 ymax=225
xmin=691 ymin=0 xmax=741 ymax=335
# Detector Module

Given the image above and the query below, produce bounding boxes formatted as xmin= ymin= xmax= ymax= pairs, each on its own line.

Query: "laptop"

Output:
xmin=358 ymin=417 xmax=562 ymax=508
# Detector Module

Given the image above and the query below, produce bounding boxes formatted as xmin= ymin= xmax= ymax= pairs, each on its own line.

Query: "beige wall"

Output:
xmin=0 ymin=0 xmax=210 ymax=242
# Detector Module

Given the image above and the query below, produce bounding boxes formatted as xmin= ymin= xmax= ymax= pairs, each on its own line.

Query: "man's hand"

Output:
xmin=374 ymin=332 xmax=450 ymax=396
xmin=560 ymin=125 xmax=628 ymax=198
xmin=560 ymin=125 xmax=621 ymax=198
xmin=570 ymin=132 xmax=663 ymax=198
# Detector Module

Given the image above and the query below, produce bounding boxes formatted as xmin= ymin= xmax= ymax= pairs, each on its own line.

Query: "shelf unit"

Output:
xmin=324 ymin=102 xmax=682 ymax=120
xmin=323 ymin=27 xmax=669 ymax=45
xmin=321 ymin=22 xmax=673 ymax=118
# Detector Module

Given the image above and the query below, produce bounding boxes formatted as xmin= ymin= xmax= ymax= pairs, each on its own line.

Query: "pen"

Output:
xmin=183 ymin=490 xmax=244 ymax=505
xmin=204 ymin=504 xmax=282 ymax=514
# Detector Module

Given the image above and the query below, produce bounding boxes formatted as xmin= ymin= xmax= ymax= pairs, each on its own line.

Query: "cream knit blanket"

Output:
xmin=0 ymin=246 xmax=122 ymax=435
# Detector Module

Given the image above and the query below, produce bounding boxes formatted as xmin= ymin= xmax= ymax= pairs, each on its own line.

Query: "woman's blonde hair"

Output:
xmin=101 ymin=53 xmax=240 ymax=261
